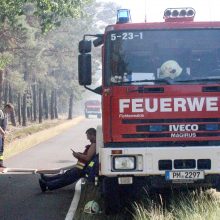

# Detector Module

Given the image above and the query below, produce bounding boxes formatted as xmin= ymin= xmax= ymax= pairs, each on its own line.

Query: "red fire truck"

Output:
xmin=84 ymin=100 xmax=101 ymax=118
xmin=78 ymin=8 xmax=220 ymax=213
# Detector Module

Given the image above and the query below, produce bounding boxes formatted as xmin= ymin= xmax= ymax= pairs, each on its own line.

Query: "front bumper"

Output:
xmin=100 ymin=146 xmax=220 ymax=176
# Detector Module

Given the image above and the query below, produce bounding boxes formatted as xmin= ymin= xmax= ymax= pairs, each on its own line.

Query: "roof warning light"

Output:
xmin=164 ymin=7 xmax=196 ymax=22
xmin=117 ymin=9 xmax=132 ymax=24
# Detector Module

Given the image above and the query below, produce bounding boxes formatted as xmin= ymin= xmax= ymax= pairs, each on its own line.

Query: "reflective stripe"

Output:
xmin=77 ymin=162 xmax=85 ymax=166
xmin=0 ymin=155 xmax=3 ymax=160
xmin=88 ymin=161 xmax=95 ymax=167
xmin=75 ymin=164 xmax=84 ymax=170
xmin=76 ymin=161 xmax=86 ymax=170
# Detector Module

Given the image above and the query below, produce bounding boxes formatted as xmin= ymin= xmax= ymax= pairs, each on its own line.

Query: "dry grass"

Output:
xmin=4 ymin=116 xmax=84 ymax=159
xmin=132 ymin=188 xmax=220 ymax=220
xmin=74 ymin=184 xmax=220 ymax=220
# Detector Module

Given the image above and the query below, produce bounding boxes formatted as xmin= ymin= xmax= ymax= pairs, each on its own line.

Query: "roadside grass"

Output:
xmin=74 ymin=184 xmax=220 ymax=220
xmin=4 ymin=116 xmax=84 ymax=159
xmin=133 ymin=188 xmax=220 ymax=220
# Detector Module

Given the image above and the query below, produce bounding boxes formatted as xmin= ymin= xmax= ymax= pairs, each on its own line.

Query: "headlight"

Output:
xmin=113 ymin=156 xmax=136 ymax=170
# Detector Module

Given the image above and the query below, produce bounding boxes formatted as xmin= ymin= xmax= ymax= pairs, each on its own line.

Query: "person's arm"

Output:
xmin=72 ymin=143 xmax=96 ymax=162
xmin=0 ymin=127 xmax=5 ymax=137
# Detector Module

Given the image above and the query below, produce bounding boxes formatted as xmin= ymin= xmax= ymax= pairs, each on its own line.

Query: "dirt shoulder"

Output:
xmin=74 ymin=182 xmax=130 ymax=220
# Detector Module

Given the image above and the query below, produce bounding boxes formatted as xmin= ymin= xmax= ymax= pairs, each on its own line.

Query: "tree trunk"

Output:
xmin=38 ymin=87 xmax=43 ymax=123
xmin=54 ymin=90 xmax=58 ymax=119
xmin=24 ymin=62 xmax=28 ymax=81
xmin=26 ymin=88 xmax=32 ymax=121
xmin=7 ymin=84 xmax=16 ymax=126
xmin=9 ymin=84 xmax=13 ymax=103
xmin=0 ymin=70 xmax=4 ymax=107
xmin=32 ymin=84 xmax=37 ymax=121
xmin=10 ymin=108 xmax=16 ymax=126
xmin=22 ymin=93 xmax=27 ymax=126
xmin=17 ymin=93 xmax=21 ymax=125
xmin=3 ymin=81 xmax=9 ymax=105
xmin=50 ymin=90 xmax=55 ymax=119
xmin=43 ymin=89 xmax=49 ymax=119
xmin=68 ymin=93 xmax=73 ymax=119
xmin=27 ymin=107 xmax=31 ymax=120
xmin=30 ymin=106 xmax=33 ymax=121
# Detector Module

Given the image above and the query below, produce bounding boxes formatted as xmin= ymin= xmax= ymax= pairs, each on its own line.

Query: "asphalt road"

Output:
xmin=0 ymin=117 xmax=101 ymax=220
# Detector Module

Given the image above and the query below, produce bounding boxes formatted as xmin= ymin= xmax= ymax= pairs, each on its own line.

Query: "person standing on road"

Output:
xmin=0 ymin=103 xmax=14 ymax=168
xmin=38 ymin=127 xmax=96 ymax=192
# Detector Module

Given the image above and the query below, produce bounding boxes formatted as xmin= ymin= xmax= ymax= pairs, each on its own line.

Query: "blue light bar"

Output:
xmin=205 ymin=124 xmax=219 ymax=131
xmin=149 ymin=125 xmax=163 ymax=132
xmin=117 ymin=9 xmax=131 ymax=24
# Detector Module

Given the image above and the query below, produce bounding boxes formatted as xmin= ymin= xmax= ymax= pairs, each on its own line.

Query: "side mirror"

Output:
xmin=79 ymin=40 xmax=91 ymax=53
xmin=78 ymin=54 xmax=92 ymax=85
xmin=93 ymin=35 xmax=104 ymax=47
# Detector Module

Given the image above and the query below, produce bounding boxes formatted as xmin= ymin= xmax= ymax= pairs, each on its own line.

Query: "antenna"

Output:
xmin=144 ymin=0 xmax=147 ymax=22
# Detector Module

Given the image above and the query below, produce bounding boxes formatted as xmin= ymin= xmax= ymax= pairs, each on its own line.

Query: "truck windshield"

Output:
xmin=105 ymin=29 xmax=220 ymax=85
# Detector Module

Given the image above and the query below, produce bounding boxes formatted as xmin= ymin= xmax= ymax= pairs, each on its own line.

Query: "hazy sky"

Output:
xmin=98 ymin=0 xmax=220 ymax=22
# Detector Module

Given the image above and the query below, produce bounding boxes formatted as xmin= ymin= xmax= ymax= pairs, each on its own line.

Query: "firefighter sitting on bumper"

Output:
xmin=159 ymin=60 xmax=190 ymax=81
xmin=38 ymin=128 xmax=97 ymax=192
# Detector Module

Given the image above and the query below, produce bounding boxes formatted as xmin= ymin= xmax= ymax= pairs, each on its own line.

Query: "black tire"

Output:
xmin=102 ymin=177 xmax=121 ymax=215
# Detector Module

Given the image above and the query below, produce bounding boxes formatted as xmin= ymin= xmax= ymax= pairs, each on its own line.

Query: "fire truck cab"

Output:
xmin=78 ymin=8 xmax=220 ymax=213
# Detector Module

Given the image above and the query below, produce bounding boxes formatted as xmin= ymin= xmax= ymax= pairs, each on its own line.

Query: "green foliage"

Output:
xmin=0 ymin=0 xmax=93 ymax=33
xmin=34 ymin=0 xmax=90 ymax=32
xmin=6 ymin=70 xmax=27 ymax=93
xmin=1 ymin=0 xmax=119 ymax=116
xmin=0 ymin=0 xmax=93 ymax=71
xmin=0 ymin=53 xmax=13 ymax=70
xmin=0 ymin=1 xmax=24 ymax=25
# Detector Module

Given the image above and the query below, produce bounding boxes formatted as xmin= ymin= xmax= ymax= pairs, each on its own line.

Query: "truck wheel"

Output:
xmin=102 ymin=177 xmax=121 ymax=215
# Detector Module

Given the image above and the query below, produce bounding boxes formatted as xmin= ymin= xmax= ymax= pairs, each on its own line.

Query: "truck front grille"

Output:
xmin=120 ymin=118 xmax=220 ymax=140
xmin=174 ymin=159 xmax=196 ymax=169
xmin=158 ymin=159 xmax=211 ymax=170
xmin=159 ymin=160 xmax=172 ymax=170
xmin=197 ymin=159 xmax=211 ymax=169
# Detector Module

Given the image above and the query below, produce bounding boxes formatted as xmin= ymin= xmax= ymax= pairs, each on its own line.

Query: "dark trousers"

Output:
xmin=0 ymin=137 xmax=4 ymax=163
xmin=45 ymin=167 xmax=84 ymax=190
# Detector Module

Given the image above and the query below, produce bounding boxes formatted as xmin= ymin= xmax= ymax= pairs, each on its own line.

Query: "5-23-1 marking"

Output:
xmin=111 ymin=32 xmax=143 ymax=41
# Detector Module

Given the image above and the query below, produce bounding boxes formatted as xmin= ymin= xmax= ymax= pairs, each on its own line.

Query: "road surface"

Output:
xmin=0 ymin=117 xmax=101 ymax=220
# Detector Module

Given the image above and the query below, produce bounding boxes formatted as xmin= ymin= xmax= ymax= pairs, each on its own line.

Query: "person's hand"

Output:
xmin=71 ymin=149 xmax=76 ymax=156
xmin=72 ymin=150 xmax=79 ymax=159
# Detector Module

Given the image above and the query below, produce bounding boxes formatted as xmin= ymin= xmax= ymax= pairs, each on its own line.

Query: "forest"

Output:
xmin=0 ymin=0 xmax=119 ymax=126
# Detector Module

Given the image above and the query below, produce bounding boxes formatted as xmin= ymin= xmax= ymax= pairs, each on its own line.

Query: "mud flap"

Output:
xmin=102 ymin=177 xmax=122 ymax=215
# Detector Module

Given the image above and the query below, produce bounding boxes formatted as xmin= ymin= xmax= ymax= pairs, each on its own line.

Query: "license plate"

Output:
xmin=165 ymin=170 xmax=204 ymax=180
xmin=118 ymin=177 xmax=133 ymax=184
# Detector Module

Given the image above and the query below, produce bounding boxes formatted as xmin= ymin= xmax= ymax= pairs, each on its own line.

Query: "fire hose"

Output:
xmin=0 ymin=165 xmax=75 ymax=175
